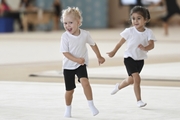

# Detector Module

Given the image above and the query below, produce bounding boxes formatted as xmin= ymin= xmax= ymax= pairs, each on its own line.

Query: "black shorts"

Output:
xmin=161 ymin=13 xmax=175 ymax=22
xmin=63 ymin=64 xmax=88 ymax=91
xmin=124 ymin=57 xmax=144 ymax=76
xmin=161 ymin=11 xmax=180 ymax=22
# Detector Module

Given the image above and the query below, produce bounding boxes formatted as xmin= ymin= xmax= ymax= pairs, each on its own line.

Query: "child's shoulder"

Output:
xmin=61 ymin=31 xmax=72 ymax=39
xmin=123 ymin=27 xmax=134 ymax=32
xmin=61 ymin=31 xmax=68 ymax=37
xmin=80 ymin=29 xmax=89 ymax=33
xmin=145 ymin=27 xmax=153 ymax=33
xmin=80 ymin=29 xmax=92 ymax=36
xmin=145 ymin=27 xmax=152 ymax=30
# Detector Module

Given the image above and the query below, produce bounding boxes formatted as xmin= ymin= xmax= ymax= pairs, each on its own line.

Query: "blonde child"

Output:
xmin=60 ymin=7 xmax=105 ymax=117
xmin=107 ymin=6 xmax=156 ymax=107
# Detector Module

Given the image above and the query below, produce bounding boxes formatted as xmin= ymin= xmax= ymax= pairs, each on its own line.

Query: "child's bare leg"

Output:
xmin=119 ymin=76 xmax=134 ymax=89
xmin=163 ymin=22 xmax=168 ymax=35
xmin=80 ymin=78 xmax=92 ymax=100
xmin=80 ymin=78 xmax=99 ymax=116
xmin=65 ymin=90 xmax=74 ymax=105
xmin=132 ymin=73 xmax=141 ymax=101
xmin=64 ymin=90 xmax=74 ymax=117
xmin=111 ymin=76 xmax=133 ymax=95
xmin=132 ymin=73 xmax=146 ymax=107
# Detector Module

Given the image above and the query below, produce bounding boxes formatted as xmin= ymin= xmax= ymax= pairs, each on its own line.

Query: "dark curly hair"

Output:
xmin=130 ymin=6 xmax=151 ymax=23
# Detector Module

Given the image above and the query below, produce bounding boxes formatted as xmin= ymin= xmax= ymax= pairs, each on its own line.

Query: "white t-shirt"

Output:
xmin=120 ymin=27 xmax=156 ymax=60
xmin=60 ymin=29 xmax=95 ymax=69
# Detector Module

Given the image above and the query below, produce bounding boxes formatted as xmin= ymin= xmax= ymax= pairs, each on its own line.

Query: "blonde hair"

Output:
xmin=61 ymin=7 xmax=83 ymax=26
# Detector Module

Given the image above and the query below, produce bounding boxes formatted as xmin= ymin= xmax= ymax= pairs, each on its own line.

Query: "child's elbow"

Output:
xmin=149 ymin=42 xmax=155 ymax=50
xmin=151 ymin=45 xmax=154 ymax=50
xmin=152 ymin=43 xmax=155 ymax=49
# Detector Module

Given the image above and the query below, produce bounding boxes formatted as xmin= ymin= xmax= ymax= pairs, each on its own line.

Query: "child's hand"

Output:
xmin=106 ymin=51 xmax=115 ymax=58
xmin=138 ymin=44 xmax=146 ymax=51
xmin=98 ymin=57 xmax=105 ymax=65
xmin=76 ymin=58 xmax=85 ymax=65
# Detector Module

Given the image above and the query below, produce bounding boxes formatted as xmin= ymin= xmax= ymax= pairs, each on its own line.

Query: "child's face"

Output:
xmin=131 ymin=13 xmax=147 ymax=32
xmin=63 ymin=14 xmax=80 ymax=36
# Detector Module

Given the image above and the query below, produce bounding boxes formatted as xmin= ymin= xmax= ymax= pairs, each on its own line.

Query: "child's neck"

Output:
xmin=72 ymin=29 xmax=80 ymax=36
xmin=135 ymin=26 xmax=145 ymax=32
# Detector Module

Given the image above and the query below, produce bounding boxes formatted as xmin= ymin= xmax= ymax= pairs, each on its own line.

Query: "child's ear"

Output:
xmin=146 ymin=18 xmax=150 ymax=23
xmin=78 ymin=20 xmax=82 ymax=26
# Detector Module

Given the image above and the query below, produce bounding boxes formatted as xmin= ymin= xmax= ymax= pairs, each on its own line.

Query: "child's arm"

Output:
xmin=107 ymin=38 xmax=126 ymax=57
xmin=63 ymin=52 xmax=85 ymax=65
xmin=90 ymin=44 xmax=105 ymax=65
xmin=138 ymin=40 xmax=154 ymax=51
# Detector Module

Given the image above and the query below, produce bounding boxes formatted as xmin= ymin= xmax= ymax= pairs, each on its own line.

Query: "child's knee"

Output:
xmin=80 ymin=78 xmax=90 ymax=86
xmin=66 ymin=89 xmax=74 ymax=95
xmin=127 ymin=76 xmax=134 ymax=84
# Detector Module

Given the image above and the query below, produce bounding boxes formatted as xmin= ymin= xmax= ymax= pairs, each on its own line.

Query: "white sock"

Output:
xmin=111 ymin=83 xmax=120 ymax=95
xmin=88 ymin=100 xmax=99 ymax=116
xmin=137 ymin=100 xmax=147 ymax=107
xmin=64 ymin=105 xmax=71 ymax=117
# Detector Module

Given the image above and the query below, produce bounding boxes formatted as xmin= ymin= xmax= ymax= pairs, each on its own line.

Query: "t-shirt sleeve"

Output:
xmin=148 ymin=29 xmax=157 ymax=42
xmin=120 ymin=28 xmax=130 ymax=40
xmin=60 ymin=34 xmax=69 ymax=53
xmin=86 ymin=31 xmax=96 ymax=46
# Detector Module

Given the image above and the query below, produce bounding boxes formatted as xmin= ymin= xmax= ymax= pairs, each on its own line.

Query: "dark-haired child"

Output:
xmin=107 ymin=6 xmax=156 ymax=107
